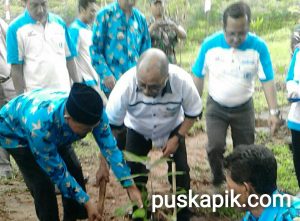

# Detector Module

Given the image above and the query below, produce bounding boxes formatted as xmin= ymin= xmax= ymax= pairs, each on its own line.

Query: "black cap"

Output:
xmin=66 ymin=83 xmax=103 ymax=125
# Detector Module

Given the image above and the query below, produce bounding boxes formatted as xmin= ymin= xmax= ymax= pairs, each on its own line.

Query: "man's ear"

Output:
xmin=243 ymin=182 xmax=254 ymax=196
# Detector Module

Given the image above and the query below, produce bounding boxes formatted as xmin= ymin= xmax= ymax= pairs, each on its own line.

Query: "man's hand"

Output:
xmin=104 ymin=75 xmax=116 ymax=90
xmin=268 ymin=115 xmax=282 ymax=136
xmin=95 ymin=160 xmax=109 ymax=186
xmin=126 ymin=185 xmax=143 ymax=208
xmin=162 ymin=136 xmax=179 ymax=158
xmin=85 ymin=200 xmax=102 ymax=221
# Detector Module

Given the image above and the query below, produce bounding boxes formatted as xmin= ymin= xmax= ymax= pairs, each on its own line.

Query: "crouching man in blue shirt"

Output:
xmin=225 ymin=144 xmax=300 ymax=221
xmin=0 ymin=83 xmax=142 ymax=221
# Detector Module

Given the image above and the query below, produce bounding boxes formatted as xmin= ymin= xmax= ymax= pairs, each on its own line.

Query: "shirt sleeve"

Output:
xmin=191 ymin=43 xmax=207 ymax=78
xmin=90 ymin=12 xmax=114 ymax=80
xmin=92 ymin=110 xmax=133 ymax=187
xmin=6 ymin=24 xmax=24 ymax=64
xmin=64 ymin=24 xmax=77 ymax=59
xmin=27 ymin=124 xmax=89 ymax=205
xmin=68 ymin=26 xmax=80 ymax=56
xmin=257 ymin=40 xmax=274 ymax=82
xmin=181 ymin=70 xmax=203 ymax=118
xmin=286 ymin=48 xmax=300 ymax=94
xmin=105 ymin=75 xmax=129 ymax=126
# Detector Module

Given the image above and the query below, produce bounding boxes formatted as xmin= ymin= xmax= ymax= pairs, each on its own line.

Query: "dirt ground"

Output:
xmin=0 ymin=132 xmax=233 ymax=221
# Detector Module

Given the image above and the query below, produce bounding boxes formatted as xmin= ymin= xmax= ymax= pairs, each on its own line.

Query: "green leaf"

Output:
xmin=119 ymin=173 xmax=149 ymax=181
xmin=123 ymin=150 xmax=149 ymax=165
xmin=132 ymin=208 xmax=146 ymax=218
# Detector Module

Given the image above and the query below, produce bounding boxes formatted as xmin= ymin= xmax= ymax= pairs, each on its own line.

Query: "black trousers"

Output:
xmin=7 ymin=145 xmax=87 ymax=221
xmin=125 ymin=128 xmax=191 ymax=220
xmin=291 ymin=129 xmax=300 ymax=188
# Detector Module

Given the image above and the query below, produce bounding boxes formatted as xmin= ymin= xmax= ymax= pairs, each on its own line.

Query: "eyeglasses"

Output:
xmin=137 ymin=77 xmax=168 ymax=92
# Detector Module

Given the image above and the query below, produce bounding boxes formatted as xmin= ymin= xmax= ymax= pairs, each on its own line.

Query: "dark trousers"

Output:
xmin=206 ymin=96 xmax=255 ymax=185
xmin=126 ymin=128 xmax=191 ymax=220
xmin=291 ymin=129 xmax=300 ymax=188
xmin=7 ymin=145 xmax=87 ymax=221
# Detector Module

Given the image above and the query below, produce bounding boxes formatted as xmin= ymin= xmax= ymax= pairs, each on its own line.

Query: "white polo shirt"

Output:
xmin=286 ymin=47 xmax=300 ymax=131
xmin=106 ymin=64 xmax=203 ymax=147
xmin=0 ymin=18 xmax=10 ymax=79
xmin=192 ymin=31 xmax=274 ymax=107
xmin=69 ymin=19 xmax=100 ymax=87
xmin=7 ymin=10 xmax=76 ymax=91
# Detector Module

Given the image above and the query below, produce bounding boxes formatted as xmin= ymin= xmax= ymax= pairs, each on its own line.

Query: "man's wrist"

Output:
xmin=173 ymin=130 xmax=185 ymax=143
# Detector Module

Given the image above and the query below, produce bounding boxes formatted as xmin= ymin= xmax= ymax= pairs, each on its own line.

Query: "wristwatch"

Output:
xmin=269 ymin=109 xmax=280 ymax=117
xmin=174 ymin=131 xmax=185 ymax=144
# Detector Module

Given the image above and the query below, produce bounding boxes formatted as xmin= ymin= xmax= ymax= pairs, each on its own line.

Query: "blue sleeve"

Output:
xmin=64 ymin=24 xmax=77 ymax=59
xmin=258 ymin=40 xmax=274 ymax=82
xmin=68 ymin=25 xmax=80 ymax=55
xmin=27 ymin=115 xmax=89 ymax=204
xmin=90 ymin=12 xmax=114 ymax=79
xmin=192 ymin=43 xmax=207 ymax=78
xmin=286 ymin=48 xmax=299 ymax=82
xmin=92 ymin=110 xmax=133 ymax=187
xmin=6 ymin=24 xmax=23 ymax=64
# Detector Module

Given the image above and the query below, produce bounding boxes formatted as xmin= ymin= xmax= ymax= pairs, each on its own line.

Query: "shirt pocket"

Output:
xmin=48 ymin=30 xmax=66 ymax=56
xmin=24 ymin=32 xmax=44 ymax=58
xmin=159 ymin=103 xmax=181 ymax=118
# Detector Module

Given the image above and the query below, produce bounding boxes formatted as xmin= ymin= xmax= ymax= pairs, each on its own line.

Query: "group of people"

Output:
xmin=0 ymin=0 xmax=299 ymax=221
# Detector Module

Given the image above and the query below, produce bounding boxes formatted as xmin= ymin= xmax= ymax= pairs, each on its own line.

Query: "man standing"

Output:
xmin=90 ymin=0 xmax=151 ymax=96
xmin=6 ymin=0 xmax=80 ymax=94
xmin=69 ymin=0 xmax=106 ymax=102
xmin=0 ymin=17 xmax=16 ymax=178
xmin=106 ymin=48 xmax=202 ymax=220
xmin=0 ymin=83 xmax=142 ymax=221
xmin=192 ymin=2 xmax=281 ymax=187
xmin=148 ymin=0 xmax=187 ymax=64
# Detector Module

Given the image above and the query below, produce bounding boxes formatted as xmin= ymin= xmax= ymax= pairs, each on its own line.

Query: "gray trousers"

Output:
xmin=206 ymin=96 xmax=255 ymax=185
xmin=0 ymin=77 xmax=16 ymax=172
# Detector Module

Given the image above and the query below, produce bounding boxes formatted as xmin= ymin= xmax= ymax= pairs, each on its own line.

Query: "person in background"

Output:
xmin=90 ymin=0 xmax=151 ymax=97
xmin=148 ymin=0 xmax=187 ymax=64
xmin=6 ymin=0 xmax=80 ymax=95
xmin=0 ymin=17 xmax=16 ymax=178
xmin=69 ymin=0 xmax=107 ymax=104
xmin=0 ymin=83 xmax=142 ymax=221
xmin=286 ymin=33 xmax=300 ymax=189
xmin=225 ymin=144 xmax=300 ymax=220
xmin=192 ymin=1 xmax=281 ymax=187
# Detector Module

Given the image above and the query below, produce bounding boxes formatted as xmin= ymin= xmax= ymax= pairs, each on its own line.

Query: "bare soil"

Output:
xmin=0 ymin=132 xmax=232 ymax=221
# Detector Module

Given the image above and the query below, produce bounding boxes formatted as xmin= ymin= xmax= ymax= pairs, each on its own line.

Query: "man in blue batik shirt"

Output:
xmin=0 ymin=83 xmax=142 ymax=221
xmin=90 ymin=0 xmax=151 ymax=96
xmin=225 ymin=144 xmax=300 ymax=221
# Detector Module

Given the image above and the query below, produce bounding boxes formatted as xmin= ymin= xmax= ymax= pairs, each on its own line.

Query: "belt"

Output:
xmin=0 ymin=77 xmax=10 ymax=83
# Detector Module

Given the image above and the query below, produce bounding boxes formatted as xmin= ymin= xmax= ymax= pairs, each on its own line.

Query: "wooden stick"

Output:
xmin=97 ymin=179 xmax=107 ymax=217
xmin=171 ymin=155 xmax=177 ymax=221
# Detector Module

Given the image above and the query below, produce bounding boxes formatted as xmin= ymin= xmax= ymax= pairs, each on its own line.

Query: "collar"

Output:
xmin=115 ymin=0 xmax=133 ymax=19
xmin=161 ymin=79 xmax=172 ymax=96
xmin=24 ymin=9 xmax=49 ymax=24
xmin=75 ymin=18 xmax=90 ymax=30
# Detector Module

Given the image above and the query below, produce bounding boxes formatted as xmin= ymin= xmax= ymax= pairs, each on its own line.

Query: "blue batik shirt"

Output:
xmin=242 ymin=190 xmax=300 ymax=221
xmin=0 ymin=89 xmax=133 ymax=205
xmin=90 ymin=1 xmax=151 ymax=93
